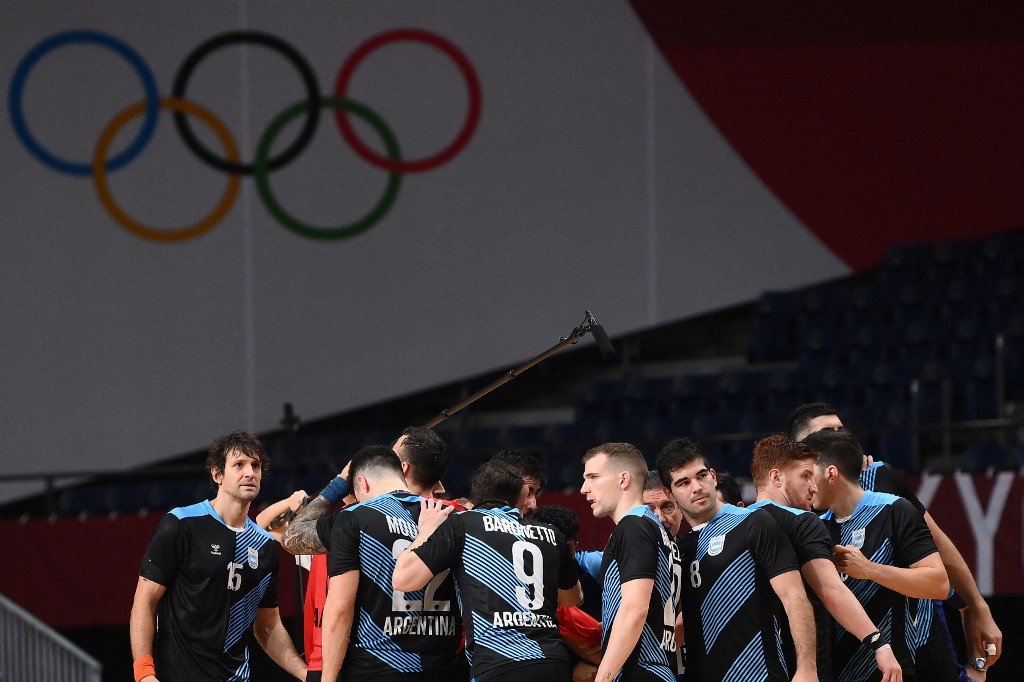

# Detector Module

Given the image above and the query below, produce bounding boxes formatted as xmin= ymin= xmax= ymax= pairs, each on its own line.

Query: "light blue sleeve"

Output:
xmin=575 ymin=550 xmax=603 ymax=580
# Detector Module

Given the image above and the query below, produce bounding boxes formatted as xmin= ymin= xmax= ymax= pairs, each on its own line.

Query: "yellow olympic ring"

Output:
xmin=92 ymin=97 xmax=240 ymax=243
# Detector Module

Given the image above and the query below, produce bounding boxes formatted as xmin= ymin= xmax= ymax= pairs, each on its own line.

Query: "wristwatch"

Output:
xmin=971 ymin=656 xmax=987 ymax=672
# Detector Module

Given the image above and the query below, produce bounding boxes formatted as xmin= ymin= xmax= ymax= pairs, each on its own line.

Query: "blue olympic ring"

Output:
xmin=8 ymin=30 xmax=160 ymax=176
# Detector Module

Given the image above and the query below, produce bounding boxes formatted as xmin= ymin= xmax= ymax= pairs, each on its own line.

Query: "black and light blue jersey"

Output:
xmin=858 ymin=460 xmax=937 ymax=656
xmin=677 ymin=504 xmax=799 ymax=682
xmin=599 ymin=505 xmax=681 ymax=682
xmin=748 ymin=499 xmax=836 ymax=682
xmin=327 ymin=491 xmax=459 ymax=677
xmin=820 ymin=491 xmax=938 ymax=682
xmin=414 ymin=505 xmax=578 ymax=680
xmin=140 ymin=500 xmax=278 ymax=682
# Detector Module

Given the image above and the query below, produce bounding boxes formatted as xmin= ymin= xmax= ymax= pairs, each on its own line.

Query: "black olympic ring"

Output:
xmin=171 ymin=31 xmax=321 ymax=175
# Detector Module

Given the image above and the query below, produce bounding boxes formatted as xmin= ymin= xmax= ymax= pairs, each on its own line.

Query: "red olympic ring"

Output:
xmin=334 ymin=29 xmax=482 ymax=174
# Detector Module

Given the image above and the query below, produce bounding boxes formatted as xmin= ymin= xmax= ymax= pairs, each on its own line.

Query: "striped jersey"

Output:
xmin=139 ymin=500 xmax=278 ymax=682
xmin=859 ymin=461 xmax=938 ymax=657
xmin=324 ymin=491 xmax=460 ymax=677
xmin=820 ymin=491 xmax=938 ymax=681
xmin=600 ymin=505 xmax=682 ymax=682
xmin=413 ymin=505 xmax=578 ymax=681
xmin=748 ymin=499 xmax=836 ymax=682
xmin=677 ymin=504 xmax=799 ymax=682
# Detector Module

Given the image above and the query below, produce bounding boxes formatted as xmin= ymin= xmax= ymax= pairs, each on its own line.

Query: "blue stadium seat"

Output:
xmin=961 ymin=443 xmax=1006 ymax=472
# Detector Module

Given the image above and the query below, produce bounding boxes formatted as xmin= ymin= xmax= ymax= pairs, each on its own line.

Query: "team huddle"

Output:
xmin=129 ymin=404 xmax=1003 ymax=682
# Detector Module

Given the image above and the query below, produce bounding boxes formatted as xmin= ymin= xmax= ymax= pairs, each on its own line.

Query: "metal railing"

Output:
xmin=0 ymin=592 xmax=101 ymax=682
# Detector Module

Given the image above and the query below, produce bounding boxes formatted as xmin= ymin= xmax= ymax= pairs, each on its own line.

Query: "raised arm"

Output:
xmin=282 ymin=472 xmax=349 ymax=555
xmin=255 ymin=490 xmax=307 ymax=541
xmin=769 ymin=569 xmax=817 ymax=682
xmin=393 ymin=498 xmax=452 ymax=591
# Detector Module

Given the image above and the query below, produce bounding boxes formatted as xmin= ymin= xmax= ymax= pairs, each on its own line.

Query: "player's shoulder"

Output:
xmin=612 ymin=506 xmax=664 ymax=541
xmin=861 ymin=489 xmax=901 ymax=508
xmin=344 ymin=491 xmax=421 ymax=519
xmin=169 ymin=499 xmax=213 ymax=521
xmin=749 ymin=499 xmax=808 ymax=519
xmin=244 ymin=516 xmax=275 ymax=543
xmin=522 ymin=518 xmax=567 ymax=544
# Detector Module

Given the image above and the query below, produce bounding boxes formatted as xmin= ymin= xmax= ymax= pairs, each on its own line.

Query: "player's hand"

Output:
xmin=833 ymin=545 xmax=875 ymax=580
xmin=965 ymin=667 xmax=986 ymax=682
xmin=875 ymin=645 xmax=902 ymax=682
xmin=339 ymin=462 xmax=350 ymax=480
xmin=963 ymin=604 xmax=1002 ymax=669
xmin=861 ymin=454 xmax=875 ymax=471
xmin=287 ymin=490 xmax=308 ymax=511
xmin=140 ymin=676 xmax=159 ymax=682
xmin=418 ymin=498 xmax=453 ymax=534
xmin=573 ymin=661 xmax=598 ymax=682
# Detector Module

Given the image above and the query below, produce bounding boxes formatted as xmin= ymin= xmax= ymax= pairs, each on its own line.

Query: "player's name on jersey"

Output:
xmin=491 ymin=611 xmax=558 ymax=629
xmin=381 ymin=614 xmax=457 ymax=637
xmin=386 ymin=515 xmax=418 ymax=540
xmin=481 ymin=515 xmax=557 ymax=545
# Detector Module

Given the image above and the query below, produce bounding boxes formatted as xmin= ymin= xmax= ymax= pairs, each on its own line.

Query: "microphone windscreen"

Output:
xmin=591 ymin=324 xmax=615 ymax=358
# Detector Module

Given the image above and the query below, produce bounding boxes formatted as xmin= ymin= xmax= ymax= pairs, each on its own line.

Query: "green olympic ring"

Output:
xmin=255 ymin=97 xmax=402 ymax=241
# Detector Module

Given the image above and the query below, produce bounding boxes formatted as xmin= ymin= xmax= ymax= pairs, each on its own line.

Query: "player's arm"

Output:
xmin=394 ymin=498 xmax=455 ymax=590
xmin=595 ymin=577 xmax=653 ymax=682
xmin=769 ymin=569 xmax=818 ymax=682
xmin=129 ymin=577 xmax=166 ymax=682
xmin=834 ymin=546 xmax=948 ymax=599
xmin=555 ymin=529 xmax=584 ymax=607
xmin=282 ymin=469 xmax=350 ymax=555
xmin=253 ymin=607 xmax=307 ymax=680
xmin=771 ymin=576 xmax=817 ymax=680
xmin=393 ymin=550 xmax=435 ymax=591
xmin=749 ymin=513 xmax=815 ymax=681
xmin=802 ymin=558 xmax=902 ymax=682
xmin=923 ymin=511 xmax=1003 ymax=667
xmin=255 ymin=490 xmax=308 ymax=541
xmin=558 ymin=581 xmax=584 ymax=606
xmin=321 ymin=570 xmax=359 ymax=682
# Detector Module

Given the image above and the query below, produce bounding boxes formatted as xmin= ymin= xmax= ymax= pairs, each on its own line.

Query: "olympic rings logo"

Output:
xmin=8 ymin=29 xmax=482 ymax=242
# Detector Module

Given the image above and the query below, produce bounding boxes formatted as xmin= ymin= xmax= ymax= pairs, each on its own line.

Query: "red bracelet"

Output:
xmin=133 ymin=655 xmax=156 ymax=682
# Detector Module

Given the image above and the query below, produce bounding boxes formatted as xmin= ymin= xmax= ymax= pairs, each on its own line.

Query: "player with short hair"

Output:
xmin=580 ymin=442 xmax=681 ymax=682
xmin=791 ymin=402 xmax=1003 ymax=679
xmin=318 ymin=445 xmax=460 ymax=682
xmin=643 ymin=470 xmax=683 ymax=538
xmin=129 ymin=431 xmax=307 ymax=682
xmin=489 ymin=449 xmax=546 ymax=517
xmin=749 ymin=434 xmax=901 ymax=681
xmin=714 ymin=472 xmax=745 ymax=507
xmin=393 ymin=459 xmax=582 ymax=681
xmin=804 ymin=428 xmax=948 ymax=681
xmin=656 ymin=437 xmax=816 ymax=682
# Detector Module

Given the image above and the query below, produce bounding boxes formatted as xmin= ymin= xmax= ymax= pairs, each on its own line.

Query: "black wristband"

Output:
xmin=862 ymin=631 xmax=888 ymax=651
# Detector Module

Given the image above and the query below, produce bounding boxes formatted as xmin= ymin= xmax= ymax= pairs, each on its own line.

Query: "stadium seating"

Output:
xmin=51 ymin=228 xmax=1024 ymax=514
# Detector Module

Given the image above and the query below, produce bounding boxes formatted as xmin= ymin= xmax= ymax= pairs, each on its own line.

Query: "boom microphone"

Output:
xmin=590 ymin=322 xmax=615 ymax=359
xmin=421 ymin=309 xmax=615 ymax=428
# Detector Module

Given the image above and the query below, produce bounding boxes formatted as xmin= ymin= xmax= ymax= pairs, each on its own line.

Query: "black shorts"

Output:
xmin=478 ymin=660 xmax=572 ymax=681
xmin=340 ymin=672 xmax=451 ymax=682
xmin=913 ymin=608 xmax=961 ymax=682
